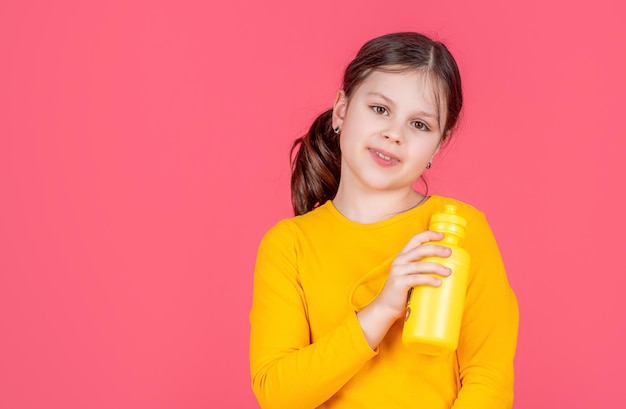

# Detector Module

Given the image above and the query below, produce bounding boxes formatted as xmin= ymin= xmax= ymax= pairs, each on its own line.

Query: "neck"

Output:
xmin=332 ymin=186 xmax=426 ymax=224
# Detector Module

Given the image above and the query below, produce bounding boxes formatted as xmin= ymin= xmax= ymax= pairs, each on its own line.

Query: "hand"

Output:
xmin=357 ymin=230 xmax=451 ymax=349
xmin=374 ymin=230 xmax=452 ymax=320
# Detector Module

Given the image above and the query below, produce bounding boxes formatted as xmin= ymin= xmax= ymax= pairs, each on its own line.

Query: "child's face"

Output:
xmin=332 ymin=69 xmax=446 ymax=194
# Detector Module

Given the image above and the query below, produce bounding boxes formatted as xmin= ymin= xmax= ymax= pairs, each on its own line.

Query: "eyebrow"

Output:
xmin=366 ymin=91 xmax=439 ymax=120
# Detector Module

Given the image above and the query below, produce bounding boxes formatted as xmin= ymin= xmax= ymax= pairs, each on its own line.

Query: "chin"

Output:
xmin=360 ymin=178 xmax=408 ymax=192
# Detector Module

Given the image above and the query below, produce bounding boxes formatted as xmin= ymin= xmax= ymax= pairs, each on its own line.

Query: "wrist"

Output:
xmin=367 ymin=299 xmax=401 ymax=324
xmin=356 ymin=301 xmax=399 ymax=349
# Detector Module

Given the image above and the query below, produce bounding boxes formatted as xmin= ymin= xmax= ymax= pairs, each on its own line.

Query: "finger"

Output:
xmin=401 ymin=243 xmax=451 ymax=263
xmin=397 ymin=230 xmax=445 ymax=255
xmin=393 ymin=261 xmax=452 ymax=277
xmin=394 ymin=243 xmax=451 ymax=266
xmin=397 ymin=272 xmax=443 ymax=289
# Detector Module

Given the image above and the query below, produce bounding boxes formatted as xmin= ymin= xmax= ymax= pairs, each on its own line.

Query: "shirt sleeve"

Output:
xmin=452 ymin=212 xmax=520 ymax=409
xmin=249 ymin=220 xmax=377 ymax=409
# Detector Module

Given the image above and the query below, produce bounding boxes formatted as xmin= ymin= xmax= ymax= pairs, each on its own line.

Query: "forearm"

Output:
xmin=451 ymin=366 xmax=514 ymax=409
xmin=356 ymin=299 xmax=398 ymax=350
xmin=251 ymin=311 xmax=377 ymax=409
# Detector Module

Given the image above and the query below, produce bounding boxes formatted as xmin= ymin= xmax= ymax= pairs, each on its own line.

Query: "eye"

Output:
xmin=370 ymin=105 xmax=389 ymax=115
xmin=412 ymin=121 xmax=430 ymax=131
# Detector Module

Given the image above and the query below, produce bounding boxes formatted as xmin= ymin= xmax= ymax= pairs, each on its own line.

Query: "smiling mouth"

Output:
xmin=375 ymin=151 xmax=392 ymax=161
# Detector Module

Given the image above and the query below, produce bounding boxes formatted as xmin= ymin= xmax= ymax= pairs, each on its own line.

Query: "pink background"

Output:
xmin=1 ymin=0 xmax=625 ymax=408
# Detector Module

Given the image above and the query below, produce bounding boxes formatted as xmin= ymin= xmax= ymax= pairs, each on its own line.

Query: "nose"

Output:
xmin=383 ymin=121 xmax=404 ymax=144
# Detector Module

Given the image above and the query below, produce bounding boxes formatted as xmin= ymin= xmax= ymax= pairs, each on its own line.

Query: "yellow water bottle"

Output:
xmin=402 ymin=204 xmax=470 ymax=355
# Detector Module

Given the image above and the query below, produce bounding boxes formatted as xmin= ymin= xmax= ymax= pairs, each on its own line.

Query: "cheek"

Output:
xmin=337 ymin=131 xmax=351 ymax=154
xmin=408 ymin=138 xmax=441 ymax=159
xmin=339 ymin=120 xmax=366 ymax=147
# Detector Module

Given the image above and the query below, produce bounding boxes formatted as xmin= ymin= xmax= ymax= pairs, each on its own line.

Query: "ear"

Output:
xmin=332 ymin=90 xmax=348 ymax=129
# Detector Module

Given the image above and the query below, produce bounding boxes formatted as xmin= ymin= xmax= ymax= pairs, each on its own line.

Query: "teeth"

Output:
xmin=376 ymin=151 xmax=392 ymax=161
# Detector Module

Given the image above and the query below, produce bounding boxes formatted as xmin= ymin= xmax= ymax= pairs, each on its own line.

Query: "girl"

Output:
xmin=250 ymin=32 xmax=519 ymax=409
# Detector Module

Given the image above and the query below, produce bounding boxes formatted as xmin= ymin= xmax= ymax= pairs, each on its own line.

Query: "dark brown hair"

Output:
xmin=290 ymin=32 xmax=463 ymax=216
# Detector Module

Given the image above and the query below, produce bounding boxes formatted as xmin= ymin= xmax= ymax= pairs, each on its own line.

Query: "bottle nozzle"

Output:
xmin=444 ymin=204 xmax=457 ymax=215
xmin=429 ymin=204 xmax=467 ymax=241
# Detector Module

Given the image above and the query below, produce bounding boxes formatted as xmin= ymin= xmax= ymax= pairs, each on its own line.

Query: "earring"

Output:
xmin=333 ymin=126 xmax=340 ymax=134
xmin=426 ymin=162 xmax=432 ymax=169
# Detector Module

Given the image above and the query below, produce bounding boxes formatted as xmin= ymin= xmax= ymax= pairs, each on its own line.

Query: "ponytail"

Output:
xmin=290 ymin=109 xmax=341 ymax=216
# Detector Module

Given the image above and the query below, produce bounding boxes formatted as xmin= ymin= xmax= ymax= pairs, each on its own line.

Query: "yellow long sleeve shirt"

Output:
xmin=250 ymin=196 xmax=519 ymax=409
